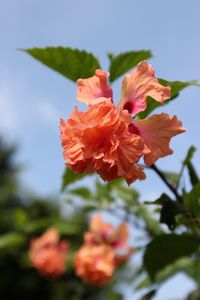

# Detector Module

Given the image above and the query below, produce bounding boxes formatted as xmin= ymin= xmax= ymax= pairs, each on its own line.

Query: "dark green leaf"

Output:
xmin=138 ymin=80 xmax=200 ymax=118
xmin=22 ymin=47 xmax=100 ymax=81
xmin=62 ymin=168 xmax=88 ymax=191
xmin=108 ymin=50 xmax=152 ymax=82
xmin=184 ymin=182 xmax=200 ymax=218
xmin=156 ymin=193 xmax=182 ymax=230
xmin=145 ymin=193 xmax=182 ymax=230
xmin=143 ymin=234 xmax=199 ymax=280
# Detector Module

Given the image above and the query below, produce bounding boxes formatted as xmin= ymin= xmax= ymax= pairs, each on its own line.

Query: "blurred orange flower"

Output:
xmin=84 ymin=213 xmax=129 ymax=250
xmin=74 ymin=244 xmax=116 ymax=285
xmin=29 ymin=228 xmax=69 ymax=278
xmin=60 ymin=61 xmax=185 ymax=184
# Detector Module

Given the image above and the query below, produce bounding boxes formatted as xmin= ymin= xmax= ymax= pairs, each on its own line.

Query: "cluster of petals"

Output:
xmin=29 ymin=228 xmax=69 ymax=278
xmin=60 ymin=61 xmax=185 ymax=184
xmin=74 ymin=213 xmax=133 ymax=285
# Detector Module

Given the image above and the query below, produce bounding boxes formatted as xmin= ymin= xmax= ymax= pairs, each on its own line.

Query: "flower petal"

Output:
xmin=119 ymin=61 xmax=171 ymax=115
xmin=124 ymin=164 xmax=146 ymax=185
xmin=133 ymin=113 xmax=186 ymax=166
xmin=77 ymin=69 xmax=113 ymax=104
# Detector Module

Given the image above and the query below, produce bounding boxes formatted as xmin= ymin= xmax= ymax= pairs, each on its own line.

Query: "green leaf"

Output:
xmin=22 ymin=47 xmax=100 ymax=81
xmin=156 ymin=193 xmax=182 ymax=230
xmin=187 ymin=161 xmax=199 ymax=186
xmin=108 ymin=50 xmax=152 ymax=82
xmin=184 ymin=182 xmax=200 ymax=218
xmin=181 ymin=146 xmax=199 ymax=186
xmin=183 ymin=146 xmax=196 ymax=165
xmin=0 ymin=232 xmax=25 ymax=250
xmin=145 ymin=193 xmax=182 ymax=230
xmin=62 ymin=168 xmax=88 ymax=191
xmin=138 ymin=80 xmax=200 ymax=118
xmin=163 ymin=171 xmax=179 ymax=187
xmin=143 ymin=234 xmax=199 ymax=280
xmin=68 ymin=187 xmax=92 ymax=199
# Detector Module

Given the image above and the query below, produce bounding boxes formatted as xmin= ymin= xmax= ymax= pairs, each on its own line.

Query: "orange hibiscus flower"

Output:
xmin=74 ymin=213 xmax=134 ymax=285
xmin=74 ymin=244 xmax=116 ymax=286
xmin=29 ymin=228 xmax=69 ymax=278
xmin=60 ymin=61 xmax=185 ymax=184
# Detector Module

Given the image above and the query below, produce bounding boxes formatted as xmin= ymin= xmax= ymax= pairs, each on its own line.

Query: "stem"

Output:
xmin=151 ymin=163 xmax=183 ymax=203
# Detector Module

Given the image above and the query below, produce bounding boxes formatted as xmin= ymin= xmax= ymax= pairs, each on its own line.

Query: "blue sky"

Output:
xmin=0 ymin=0 xmax=200 ymax=299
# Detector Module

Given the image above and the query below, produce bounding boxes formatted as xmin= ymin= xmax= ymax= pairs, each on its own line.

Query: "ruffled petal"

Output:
xmin=77 ymin=69 xmax=113 ymax=104
xmin=119 ymin=61 xmax=171 ymax=115
xmin=133 ymin=113 xmax=186 ymax=166
xmin=124 ymin=164 xmax=146 ymax=185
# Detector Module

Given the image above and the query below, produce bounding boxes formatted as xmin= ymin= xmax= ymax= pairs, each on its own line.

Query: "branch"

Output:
xmin=150 ymin=164 xmax=183 ymax=204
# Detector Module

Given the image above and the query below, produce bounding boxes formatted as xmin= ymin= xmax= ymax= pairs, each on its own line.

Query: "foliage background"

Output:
xmin=0 ymin=0 xmax=200 ymax=299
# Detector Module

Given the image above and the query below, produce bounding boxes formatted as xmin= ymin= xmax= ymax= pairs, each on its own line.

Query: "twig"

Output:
xmin=151 ymin=163 xmax=183 ymax=203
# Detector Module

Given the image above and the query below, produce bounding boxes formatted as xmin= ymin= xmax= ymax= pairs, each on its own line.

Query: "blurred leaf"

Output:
xmin=138 ymin=80 xmax=200 ymax=118
xmin=184 ymin=182 xmax=200 ymax=218
xmin=143 ymin=234 xmax=199 ymax=280
xmin=187 ymin=288 xmax=200 ymax=300
xmin=155 ymin=257 xmax=199 ymax=285
xmin=134 ymin=206 xmax=163 ymax=236
xmin=163 ymin=171 xmax=179 ymax=187
xmin=114 ymin=184 xmax=139 ymax=203
xmin=22 ymin=47 xmax=100 ymax=81
xmin=62 ymin=168 xmax=88 ymax=191
xmin=68 ymin=187 xmax=92 ymax=199
xmin=95 ymin=181 xmax=114 ymax=204
xmin=108 ymin=50 xmax=152 ymax=82
xmin=135 ymin=276 xmax=151 ymax=290
xmin=0 ymin=232 xmax=25 ymax=250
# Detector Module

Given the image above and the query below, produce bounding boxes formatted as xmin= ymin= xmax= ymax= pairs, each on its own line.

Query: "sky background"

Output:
xmin=0 ymin=0 xmax=200 ymax=299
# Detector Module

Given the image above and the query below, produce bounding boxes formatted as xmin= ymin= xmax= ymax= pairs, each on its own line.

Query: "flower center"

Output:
xmin=123 ymin=101 xmax=133 ymax=114
xmin=128 ymin=124 xmax=140 ymax=135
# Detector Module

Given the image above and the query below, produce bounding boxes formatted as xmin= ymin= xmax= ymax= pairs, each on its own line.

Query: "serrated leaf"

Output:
xmin=22 ymin=47 xmax=100 ymax=81
xmin=143 ymin=234 xmax=199 ymax=280
xmin=62 ymin=168 xmax=88 ymax=191
xmin=108 ymin=50 xmax=152 ymax=82
xmin=138 ymin=80 xmax=200 ymax=118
